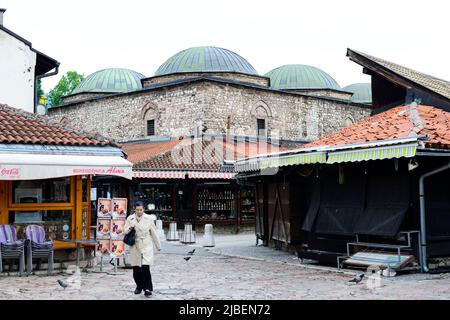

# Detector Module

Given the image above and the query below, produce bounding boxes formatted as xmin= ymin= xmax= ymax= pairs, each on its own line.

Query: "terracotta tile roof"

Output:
xmin=123 ymin=137 xmax=285 ymax=171
xmin=348 ymin=49 xmax=450 ymax=101
xmin=303 ymin=104 xmax=450 ymax=149
xmin=121 ymin=140 xmax=183 ymax=163
xmin=0 ymin=103 xmax=118 ymax=146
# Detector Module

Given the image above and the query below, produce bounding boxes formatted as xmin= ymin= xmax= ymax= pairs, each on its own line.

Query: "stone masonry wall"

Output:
xmin=48 ymin=80 xmax=371 ymax=143
xmin=200 ymin=82 xmax=370 ymax=141
xmin=143 ymin=72 xmax=269 ymax=88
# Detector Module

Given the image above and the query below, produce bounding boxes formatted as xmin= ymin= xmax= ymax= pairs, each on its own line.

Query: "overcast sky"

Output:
xmin=2 ymin=0 xmax=449 ymax=92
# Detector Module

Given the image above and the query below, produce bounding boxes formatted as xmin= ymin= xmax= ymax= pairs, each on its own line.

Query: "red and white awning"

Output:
xmin=133 ymin=171 xmax=186 ymax=179
xmin=132 ymin=170 xmax=236 ymax=180
xmin=187 ymin=171 xmax=236 ymax=179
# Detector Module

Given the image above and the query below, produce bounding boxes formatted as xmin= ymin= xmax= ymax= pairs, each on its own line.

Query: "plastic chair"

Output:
xmin=0 ymin=224 xmax=25 ymax=275
xmin=25 ymin=225 xmax=54 ymax=275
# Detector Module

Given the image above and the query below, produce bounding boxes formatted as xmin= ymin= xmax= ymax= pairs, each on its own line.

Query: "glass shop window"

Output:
xmin=197 ymin=185 xmax=235 ymax=221
xmin=9 ymin=210 xmax=72 ymax=241
xmin=82 ymin=177 xmax=88 ymax=203
xmin=240 ymin=187 xmax=256 ymax=221
xmin=12 ymin=177 xmax=71 ymax=204
xmin=135 ymin=185 xmax=173 ymax=221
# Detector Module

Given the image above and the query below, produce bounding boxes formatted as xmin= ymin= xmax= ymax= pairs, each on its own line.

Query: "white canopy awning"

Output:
xmin=0 ymin=153 xmax=133 ymax=180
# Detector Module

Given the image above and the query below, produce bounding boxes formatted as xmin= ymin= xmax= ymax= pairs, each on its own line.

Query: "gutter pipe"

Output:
xmin=419 ymin=159 xmax=450 ymax=272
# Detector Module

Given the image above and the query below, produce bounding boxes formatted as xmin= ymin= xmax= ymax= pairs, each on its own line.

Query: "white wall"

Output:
xmin=0 ymin=28 xmax=36 ymax=112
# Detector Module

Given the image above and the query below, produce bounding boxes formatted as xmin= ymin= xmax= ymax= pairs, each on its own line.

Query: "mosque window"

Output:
xmin=257 ymin=118 xmax=266 ymax=137
xmin=147 ymin=119 xmax=155 ymax=136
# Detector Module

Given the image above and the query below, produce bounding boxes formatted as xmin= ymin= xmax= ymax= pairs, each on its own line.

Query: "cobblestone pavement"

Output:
xmin=1 ymin=233 xmax=450 ymax=300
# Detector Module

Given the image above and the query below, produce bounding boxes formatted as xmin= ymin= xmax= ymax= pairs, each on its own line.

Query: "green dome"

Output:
xmin=155 ymin=46 xmax=258 ymax=76
xmin=265 ymin=64 xmax=340 ymax=90
xmin=72 ymin=68 xmax=145 ymax=94
xmin=342 ymin=83 xmax=372 ymax=103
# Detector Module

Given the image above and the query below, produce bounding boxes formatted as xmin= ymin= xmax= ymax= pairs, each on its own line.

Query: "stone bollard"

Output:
xmin=166 ymin=221 xmax=179 ymax=241
xmin=156 ymin=220 xmax=166 ymax=241
xmin=202 ymin=224 xmax=215 ymax=247
xmin=180 ymin=223 xmax=196 ymax=244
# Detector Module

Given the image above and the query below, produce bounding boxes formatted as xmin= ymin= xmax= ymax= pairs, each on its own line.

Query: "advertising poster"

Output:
xmin=111 ymin=198 xmax=127 ymax=218
xmin=96 ymin=218 xmax=111 ymax=239
xmin=96 ymin=239 xmax=110 ymax=257
xmin=110 ymin=240 xmax=125 ymax=258
xmin=111 ymin=219 xmax=126 ymax=240
xmin=97 ymin=198 xmax=112 ymax=218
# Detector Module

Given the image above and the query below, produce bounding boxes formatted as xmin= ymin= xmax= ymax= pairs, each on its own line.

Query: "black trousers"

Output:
xmin=133 ymin=265 xmax=153 ymax=291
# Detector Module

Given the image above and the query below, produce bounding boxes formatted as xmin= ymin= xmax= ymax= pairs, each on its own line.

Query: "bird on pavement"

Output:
xmin=184 ymin=257 xmax=191 ymax=261
xmin=187 ymin=249 xmax=196 ymax=255
xmin=57 ymin=279 xmax=69 ymax=289
xmin=348 ymin=273 xmax=365 ymax=284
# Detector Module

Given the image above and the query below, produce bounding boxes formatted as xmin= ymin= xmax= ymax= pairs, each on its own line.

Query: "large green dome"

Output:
xmin=72 ymin=68 xmax=145 ymax=94
xmin=265 ymin=64 xmax=340 ymax=90
xmin=342 ymin=83 xmax=372 ymax=103
xmin=154 ymin=46 xmax=258 ymax=76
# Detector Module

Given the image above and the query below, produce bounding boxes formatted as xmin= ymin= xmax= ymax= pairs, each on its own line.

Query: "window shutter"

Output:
xmin=257 ymin=118 xmax=266 ymax=136
xmin=147 ymin=119 xmax=155 ymax=136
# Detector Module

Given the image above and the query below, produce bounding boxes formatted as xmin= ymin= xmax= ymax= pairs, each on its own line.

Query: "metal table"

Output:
xmin=62 ymin=239 xmax=98 ymax=268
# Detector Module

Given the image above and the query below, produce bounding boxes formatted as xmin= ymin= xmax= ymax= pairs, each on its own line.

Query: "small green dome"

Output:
xmin=72 ymin=68 xmax=145 ymax=94
xmin=342 ymin=83 xmax=372 ymax=103
xmin=155 ymin=46 xmax=258 ymax=76
xmin=265 ymin=64 xmax=340 ymax=90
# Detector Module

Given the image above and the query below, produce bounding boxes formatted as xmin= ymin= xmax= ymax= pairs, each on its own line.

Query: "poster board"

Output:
xmin=97 ymin=198 xmax=111 ymax=218
xmin=112 ymin=198 xmax=127 ymax=219
xmin=96 ymin=198 xmax=127 ymax=259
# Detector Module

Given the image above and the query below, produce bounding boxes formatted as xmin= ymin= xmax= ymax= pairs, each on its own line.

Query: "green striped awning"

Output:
xmin=326 ymin=143 xmax=417 ymax=164
xmin=260 ymin=152 xmax=326 ymax=170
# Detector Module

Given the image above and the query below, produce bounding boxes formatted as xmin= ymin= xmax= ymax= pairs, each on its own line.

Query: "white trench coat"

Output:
xmin=124 ymin=213 xmax=161 ymax=267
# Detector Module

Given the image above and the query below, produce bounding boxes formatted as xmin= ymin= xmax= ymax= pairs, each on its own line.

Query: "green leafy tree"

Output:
xmin=37 ymin=79 xmax=45 ymax=98
xmin=47 ymin=71 xmax=84 ymax=107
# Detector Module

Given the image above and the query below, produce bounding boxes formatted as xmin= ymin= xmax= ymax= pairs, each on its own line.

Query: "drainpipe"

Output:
xmin=34 ymin=63 xmax=60 ymax=113
xmin=419 ymin=159 xmax=450 ymax=272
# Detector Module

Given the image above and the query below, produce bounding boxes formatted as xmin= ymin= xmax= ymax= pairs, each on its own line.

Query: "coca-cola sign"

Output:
xmin=0 ymin=167 xmax=20 ymax=177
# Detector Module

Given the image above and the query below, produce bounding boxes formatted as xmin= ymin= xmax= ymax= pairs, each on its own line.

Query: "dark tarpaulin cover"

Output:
xmin=314 ymin=166 xmax=366 ymax=235
xmin=301 ymin=179 xmax=320 ymax=231
xmin=353 ymin=172 xmax=409 ymax=236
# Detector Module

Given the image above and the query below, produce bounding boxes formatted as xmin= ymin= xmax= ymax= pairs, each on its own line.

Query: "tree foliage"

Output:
xmin=47 ymin=71 xmax=84 ymax=107
xmin=37 ymin=79 xmax=45 ymax=98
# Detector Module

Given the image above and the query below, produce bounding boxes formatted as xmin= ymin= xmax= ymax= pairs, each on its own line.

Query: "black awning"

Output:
xmin=353 ymin=172 xmax=410 ymax=236
xmin=314 ymin=165 xmax=366 ymax=235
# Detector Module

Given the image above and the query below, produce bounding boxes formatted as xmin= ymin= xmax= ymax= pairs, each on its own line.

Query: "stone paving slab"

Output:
xmin=0 ymin=233 xmax=450 ymax=300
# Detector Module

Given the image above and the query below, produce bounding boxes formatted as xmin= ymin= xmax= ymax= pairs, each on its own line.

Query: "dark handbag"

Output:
xmin=123 ymin=228 xmax=136 ymax=246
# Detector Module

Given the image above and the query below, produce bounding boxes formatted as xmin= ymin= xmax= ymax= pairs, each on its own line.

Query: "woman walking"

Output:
xmin=124 ymin=201 xmax=161 ymax=297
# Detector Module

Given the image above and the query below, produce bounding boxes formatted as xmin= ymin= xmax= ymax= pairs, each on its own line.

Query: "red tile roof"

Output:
xmin=304 ymin=104 xmax=450 ymax=149
xmin=0 ymin=103 xmax=118 ymax=146
xmin=122 ymin=137 xmax=286 ymax=171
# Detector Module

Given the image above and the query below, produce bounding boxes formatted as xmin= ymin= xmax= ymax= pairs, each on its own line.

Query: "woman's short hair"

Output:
xmin=135 ymin=201 xmax=144 ymax=208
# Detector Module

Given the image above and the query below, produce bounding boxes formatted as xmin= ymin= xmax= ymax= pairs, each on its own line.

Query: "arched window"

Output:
xmin=141 ymin=102 xmax=158 ymax=137
xmin=344 ymin=116 xmax=355 ymax=127
xmin=251 ymin=101 xmax=272 ymax=137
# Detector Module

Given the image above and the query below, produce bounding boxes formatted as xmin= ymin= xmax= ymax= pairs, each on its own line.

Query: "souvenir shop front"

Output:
xmin=131 ymin=171 xmax=256 ymax=233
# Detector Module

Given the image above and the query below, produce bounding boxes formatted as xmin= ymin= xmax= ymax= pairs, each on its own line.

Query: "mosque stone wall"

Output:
xmin=142 ymin=72 xmax=270 ymax=88
xmin=48 ymin=80 xmax=370 ymax=143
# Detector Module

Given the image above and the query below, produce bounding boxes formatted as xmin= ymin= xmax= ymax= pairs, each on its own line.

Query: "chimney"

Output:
xmin=0 ymin=8 xmax=6 ymax=26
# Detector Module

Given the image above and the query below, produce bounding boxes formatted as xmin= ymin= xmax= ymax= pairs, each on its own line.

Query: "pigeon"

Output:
xmin=183 ymin=257 xmax=191 ymax=261
xmin=57 ymin=279 xmax=69 ymax=289
xmin=348 ymin=273 xmax=365 ymax=284
xmin=187 ymin=249 xmax=196 ymax=255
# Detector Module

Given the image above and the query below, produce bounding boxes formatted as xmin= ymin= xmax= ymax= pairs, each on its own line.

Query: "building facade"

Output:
xmin=0 ymin=9 xmax=59 ymax=113
xmin=48 ymin=46 xmax=371 ymax=144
